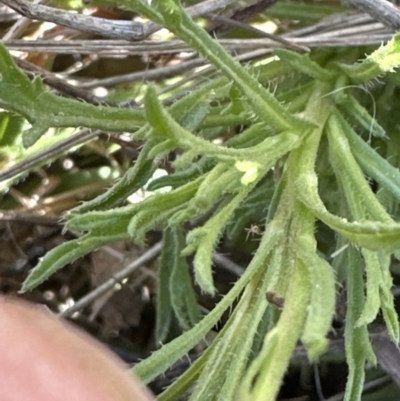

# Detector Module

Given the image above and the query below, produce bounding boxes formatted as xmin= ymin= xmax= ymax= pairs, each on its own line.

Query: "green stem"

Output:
xmin=151 ymin=1 xmax=313 ymax=132
xmin=241 ymin=259 xmax=310 ymax=401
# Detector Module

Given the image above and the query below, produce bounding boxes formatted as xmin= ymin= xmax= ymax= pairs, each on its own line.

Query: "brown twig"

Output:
xmin=0 ymin=0 xmax=146 ymax=40
xmin=14 ymin=57 xmax=114 ymax=106
xmin=59 ymin=242 xmax=163 ymax=318
xmin=0 ymin=0 xmax=240 ymax=41
xmin=205 ymin=13 xmax=308 ymax=51
xmin=347 ymin=0 xmax=400 ymax=30
xmin=0 ymin=128 xmax=100 ymax=182
xmin=207 ymin=0 xmax=278 ymax=34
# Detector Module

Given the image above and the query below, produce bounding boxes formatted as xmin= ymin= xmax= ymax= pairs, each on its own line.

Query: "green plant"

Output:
xmin=2 ymin=1 xmax=400 ymax=400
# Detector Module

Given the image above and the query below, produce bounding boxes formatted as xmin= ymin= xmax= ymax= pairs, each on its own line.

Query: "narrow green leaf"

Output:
xmin=336 ymin=95 xmax=386 ymax=139
xmin=218 ymin=275 xmax=271 ymax=401
xmin=152 ymin=1 xmax=315 ymax=132
xmin=327 ymin=113 xmax=391 ymax=222
xmin=144 ymin=86 xmax=226 ymax=159
xmin=179 ymin=100 xmax=210 ymax=131
xmin=127 ymin=177 xmax=203 ymax=241
xmin=0 ymin=44 xmax=34 ymax=90
xmin=169 ymin=227 xmax=201 ymax=330
xmin=134 ymin=219 xmax=284 ymax=383
xmin=0 ymin=45 xmax=146 ymax=134
xmin=129 ymin=205 xmax=185 ymax=245
xmin=189 ymin=329 xmax=237 ymax=401
xmin=298 ymin=241 xmax=336 ymax=360
xmin=187 ymin=165 xmax=240 ymax=213
xmin=225 ymin=123 xmax=271 ymax=149
xmin=66 ymin=204 xmax=136 ymax=232
xmin=225 ymin=83 xmax=247 ymax=115
xmin=145 ymin=84 xmax=301 ymax=165
xmin=343 ymin=246 xmax=376 ymax=401
xmin=158 ymin=341 xmax=215 ymax=401
xmin=240 ymin=259 xmax=310 ymax=401
xmin=295 ymin=172 xmax=400 ymax=251
xmin=156 ymin=229 xmax=175 ymax=344
xmin=147 ymin=157 xmax=214 ymax=191
xmin=378 ymin=253 xmax=400 ymax=342
xmin=336 ymin=112 xmax=400 ymax=201
xmin=338 ymin=34 xmax=400 ymax=82
xmin=0 ymin=112 xmax=24 ymax=145
xmin=71 ymin=139 xmax=157 ymax=213
xmin=356 ymin=250 xmax=382 ymax=326
xmin=22 ymin=232 xmax=128 ymax=292
xmin=274 ymin=48 xmax=337 ymax=81
xmin=186 ymin=180 xmax=260 ymax=294
xmin=159 ymin=301 xmax=257 ymax=401
xmin=22 ymin=124 xmax=50 ymax=148
xmin=147 ymin=139 xmax=176 ymax=159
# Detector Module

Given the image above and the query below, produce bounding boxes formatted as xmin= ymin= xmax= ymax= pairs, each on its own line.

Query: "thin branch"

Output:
xmin=2 ymin=0 xmax=47 ymax=40
xmin=205 ymin=13 xmax=308 ymax=51
xmin=324 ymin=376 xmax=391 ymax=401
xmin=347 ymin=0 xmax=400 ymax=30
xmin=0 ymin=0 xmax=239 ymax=41
xmin=0 ymin=128 xmax=100 ymax=182
xmin=79 ymin=57 xmax=207 ymax=89
xmin=59 ymin=242 xmax=163 ymax=318
xmin=213 ymin=253 xmax=245 ymax=276
xmin=0 ymin=0 xmax=146 ymax=40
xmin=207 ymin=0 xmax=278 ymax=34
xmin=3 ymin=29 xmax=393 ymax=56
xmin=15 ymin=57 xmax=116 ymax=105
xmin=0 ymin=4 xmax=19 ymax=24
xmin=0 ymin=211 xmax=60 ymax=226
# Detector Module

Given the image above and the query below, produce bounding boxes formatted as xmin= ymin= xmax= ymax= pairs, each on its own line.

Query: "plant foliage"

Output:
xmin=2 ymin=1 xmax=400 ymax=400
